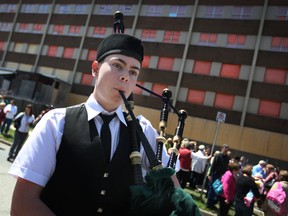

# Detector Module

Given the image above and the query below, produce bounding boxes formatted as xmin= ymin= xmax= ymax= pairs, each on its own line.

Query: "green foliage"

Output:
xmin=0 ymin=128 xmax=15 ymax=143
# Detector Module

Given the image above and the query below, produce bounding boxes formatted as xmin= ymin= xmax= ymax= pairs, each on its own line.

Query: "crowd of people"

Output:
xmin=172 ymin=137 xmax=288 ymax=216
xmin=0 ymin=94 xmax=53 ymax=162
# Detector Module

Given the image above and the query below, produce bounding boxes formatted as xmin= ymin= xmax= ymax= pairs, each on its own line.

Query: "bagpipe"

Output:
xmin=114 ymin=11 xmax=202 ymax=216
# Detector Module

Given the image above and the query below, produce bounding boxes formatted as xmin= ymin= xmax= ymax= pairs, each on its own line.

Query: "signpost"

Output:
xmin=199 ymin=111 xmax=226 ymax=200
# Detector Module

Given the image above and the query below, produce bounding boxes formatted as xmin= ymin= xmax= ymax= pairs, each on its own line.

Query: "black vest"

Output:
xmin=40 ymin=104 xmax=133 ymax=215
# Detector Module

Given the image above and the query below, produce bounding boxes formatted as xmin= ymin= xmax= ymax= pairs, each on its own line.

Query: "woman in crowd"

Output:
xmin=7 ymin=104 xmax=35 ymax=162
xmin=262 ymin=169 xmax=288 ymax=216
xmin=257 ymin=164 xmax=279 ymax=208
xmin=0 ymin=101 xmax=6 ymax=126
xmin=218 ymin=161 xmax=239 ymax=216
xmin=234 ymin=164 xmax=261 ymax=216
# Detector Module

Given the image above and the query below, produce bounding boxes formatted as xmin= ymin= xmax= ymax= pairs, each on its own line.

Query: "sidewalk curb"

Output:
xmin=0 ymin=138 xmax=12 ymax=146
xmin=200 ymin=209 xmax=216 ymax=216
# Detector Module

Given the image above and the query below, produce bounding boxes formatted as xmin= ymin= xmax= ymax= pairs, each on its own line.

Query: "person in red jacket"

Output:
xmin=176 ymin=138 xmax=192 ymax=188
xmin=218 ymin=161 xmax=240 ymax=216
xmin=0 ymin=101 xmax=6 ymax=126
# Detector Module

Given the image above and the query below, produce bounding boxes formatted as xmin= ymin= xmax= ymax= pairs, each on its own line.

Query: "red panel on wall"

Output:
xmin=187 ymin=89 xmax=205 ymax=104
xmin=157 ymin=57 xmax=174 ymax=70
xmin=258 ymin=100 xmax=281 ymax=118
xmin=265 ymin=68 xmax=286 ymax=85
xmin=214 ymin=93 xmax=234 ymax=110
xmin=193 ymin=61 xmax=211 ymax=75
xmin=220 ymin=64 xmax=240 ymax=79
xmin=81 ymin=73 xmax=93 ymax=86
xmin=142 ymin=56 xmax=151 ymax=68
xmin=152 ymin=83 xmax=168 ymax=96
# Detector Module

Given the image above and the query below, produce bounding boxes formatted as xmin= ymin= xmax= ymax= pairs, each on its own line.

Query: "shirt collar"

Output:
xmin=85 ymin=94 xmax=127 ymax=126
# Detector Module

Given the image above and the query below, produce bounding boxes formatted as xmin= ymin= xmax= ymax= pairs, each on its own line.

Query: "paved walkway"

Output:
xmin=0 ymin=140 xmax=16 ymax=216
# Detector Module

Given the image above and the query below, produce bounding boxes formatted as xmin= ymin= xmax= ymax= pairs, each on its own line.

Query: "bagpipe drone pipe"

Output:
xmin=114 ymin=11 xmax=202 ymax=216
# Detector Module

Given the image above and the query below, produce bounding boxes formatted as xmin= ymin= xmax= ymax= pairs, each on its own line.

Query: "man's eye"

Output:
xmin=129 ymin=70 xmax=138 ymax=77
xmin=113 ymin=63 xmax=122 ymax=70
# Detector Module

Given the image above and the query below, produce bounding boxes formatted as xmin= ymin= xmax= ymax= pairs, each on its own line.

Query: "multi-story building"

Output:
xmin=0 ymin=0 xmax=287 ymax=168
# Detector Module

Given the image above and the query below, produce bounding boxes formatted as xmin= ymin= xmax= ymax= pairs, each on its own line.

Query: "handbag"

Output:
xmin=212 ymin=178 xmax=223 ymax=195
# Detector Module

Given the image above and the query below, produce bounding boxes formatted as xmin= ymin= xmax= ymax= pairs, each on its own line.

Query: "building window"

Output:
xmin=0 ymin=22 xmax=12 ymax=31
xmin=134 ymin=81 xmax=144 ymax=94
xmin=232 ymin=6 xmax=252 ymax=19
xmin=142 ymin=56 xmax=151 ymax=68
xmin=69 ymin=25 xmax=81 ymax=35
xmin=22 ymin=4 xmax=36 ymax=13
xmin=63 ymin=47 xmax=74 ymax=58
xmin=75 ymin=4 xmax=88 ymax=14
xmin=48 ymin=46 xmax=58 ymax=57
xmin=227 ymin=34 xmax=246 ymax=47
xmin=14 ymin=43 xmax=24 ymax=52
xmin=187 ymin=90 xmax=205 ymax=105
xmin=199 ymin=33 xmax=217 ymax=45
xmin=277 ymin=7 xmax=288 ymax=21
xmin=81 ymin=73 xmax=93 ymax=86
xmin=204 ymin=6 xmax=223 ymax=18
xmin=157 ymin=57 xmax=174 ymax=70
xmin=53 ymin=25 xmax=64 ymax=34
xmin=193 ymin=61 xmax=211 ymax=75
xmin=163 ymin=31 xmax=180 ymax=43
xmin=93 ymin=27 xmax=106 ymax=37
xmin=141 ymin=30 xmax=157 ymax=41
xmin=271 ymin=37 xmax=288 ymax=52
xmin=99 ymin=5 xmax=113 ymax=15
xmin=27 ymin=44 xmax=38 ymax=54
xmin=264 ymin=68 xmax=287 ymax=85
xmin=58 ymin=4 xmax=70 ymax=14
xmin=118 ymin=5 xmax=133 ymax=15
xmin=147 ymin=5 xmax=163 ymax=16
xmin=258 ymin=100 xmax=281 ymax=118
xmin=0 ymin=41 xmax=5 ymax=50
xmin=19 ymin=23 xmax=29 ymax=32
xmin=33 ymin=24 xmax=43 ymax=32
xmin=169 ymin=6 xmax=187 ymax=17
xmin=88 ymin=50 xmax=97 ymax=61
xmin=214 ymin=93 xmax=234 ymax=110
xmin=0 ymin=4 xmax=17 ymax=13
xmin=220 ymin=64 xmax=240 ymax=79
xmin=39 ymin=4 xmax=49 ymax=13
xmin=152 ymin=83 xmax=168 ymax=96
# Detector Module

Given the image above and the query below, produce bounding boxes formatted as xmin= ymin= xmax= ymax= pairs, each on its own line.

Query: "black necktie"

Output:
xmin=99 ymin=113 xmax=117 ymax=165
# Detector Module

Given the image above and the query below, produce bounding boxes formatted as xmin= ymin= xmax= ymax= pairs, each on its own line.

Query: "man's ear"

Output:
xmin=91 ymin=61 xmax=99 ymax=77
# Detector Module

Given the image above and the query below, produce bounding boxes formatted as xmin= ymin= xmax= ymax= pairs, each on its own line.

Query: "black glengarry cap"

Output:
xmin=96 ymin=34 xmax=144 ymax=63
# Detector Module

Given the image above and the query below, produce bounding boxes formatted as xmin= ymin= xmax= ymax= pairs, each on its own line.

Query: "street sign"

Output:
xmin=216 ymin=111 xmax=226 ymax=123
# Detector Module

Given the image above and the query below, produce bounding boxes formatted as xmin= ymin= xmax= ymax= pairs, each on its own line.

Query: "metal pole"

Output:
xmin=199 ymin=121 xmax=221 ymax=200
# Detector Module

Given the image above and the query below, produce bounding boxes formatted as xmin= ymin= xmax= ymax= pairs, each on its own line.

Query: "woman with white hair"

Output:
xmin=190 ymin=144 xmax=211 ymax=189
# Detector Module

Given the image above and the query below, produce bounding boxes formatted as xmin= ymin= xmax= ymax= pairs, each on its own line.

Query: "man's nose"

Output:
xmin=119 ymin=71 xmax=129 ymax=82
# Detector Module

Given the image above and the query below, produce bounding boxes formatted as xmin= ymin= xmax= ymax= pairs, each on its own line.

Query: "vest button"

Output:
xmin=97 ymin=207 xmax=103 ymax=213
xmin=100 ymin=190 xmax=106 ymax=195
xmin=104 ymin=172 xmax=109 ymax=177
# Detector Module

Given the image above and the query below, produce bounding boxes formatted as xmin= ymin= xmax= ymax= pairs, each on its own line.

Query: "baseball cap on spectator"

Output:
xmin=222 ymin=144 xmax=229 ymax=148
